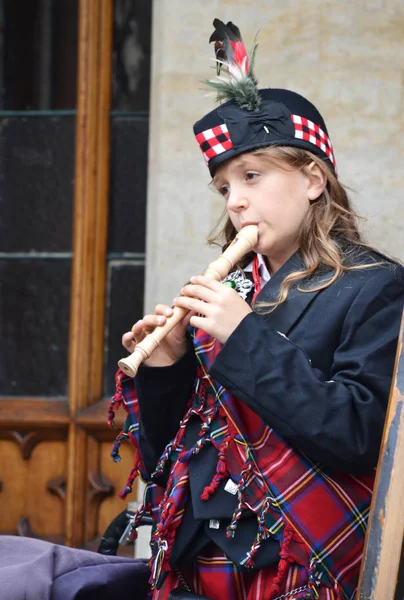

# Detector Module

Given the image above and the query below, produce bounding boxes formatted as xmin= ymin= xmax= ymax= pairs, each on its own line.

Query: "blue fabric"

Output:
xmin=0 ymin=535 xmax=150 ymax=600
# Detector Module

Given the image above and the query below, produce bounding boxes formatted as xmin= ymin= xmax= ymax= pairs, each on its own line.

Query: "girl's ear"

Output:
xmin=306 ymin=161 xmax=327 ymax=201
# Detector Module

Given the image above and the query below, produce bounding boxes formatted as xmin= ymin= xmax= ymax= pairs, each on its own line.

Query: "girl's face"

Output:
xmin=213 ymin=153 xmax=325 ymax=273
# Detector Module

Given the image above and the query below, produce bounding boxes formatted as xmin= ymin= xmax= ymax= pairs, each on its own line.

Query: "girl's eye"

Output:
xmin=246 ymin=172 xmax=259 ymax=181
xmin=219 ymin=185 xmax=230 ymax=197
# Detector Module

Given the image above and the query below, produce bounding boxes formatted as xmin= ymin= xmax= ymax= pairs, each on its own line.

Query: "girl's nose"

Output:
xmin=227 ymin=189 xmax=248 ymax=211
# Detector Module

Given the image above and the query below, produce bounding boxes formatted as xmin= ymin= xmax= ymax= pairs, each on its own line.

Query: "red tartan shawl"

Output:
xmin=109 ymin=328 xmax=374 ymax=600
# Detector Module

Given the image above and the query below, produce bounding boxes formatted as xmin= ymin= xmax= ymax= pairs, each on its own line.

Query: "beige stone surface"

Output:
xmin=144 ymin=0 xmax=404 ymax=311
xmin=320 ymin=2 xmax=404 ymax=69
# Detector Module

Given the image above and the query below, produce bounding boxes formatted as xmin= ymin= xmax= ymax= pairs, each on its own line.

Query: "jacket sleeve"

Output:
xmin=209 ymin=269 xmax=404 ymax=474
xmin=135 ymin=337 xmax=196 ymax=474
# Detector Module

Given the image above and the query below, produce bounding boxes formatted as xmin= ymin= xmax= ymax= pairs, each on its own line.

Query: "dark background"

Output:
xmin=0 ymin=0 xmax=152 ymax=396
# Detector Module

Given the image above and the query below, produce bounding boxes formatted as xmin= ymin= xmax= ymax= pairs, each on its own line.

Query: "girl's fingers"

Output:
xmin=122 ymin=331 xmax=136 ymax=352
xmin=123 ymin=303 xmax=189 ymax=354
xmin=128 ymin=315 xmax=165 ymax=346
xmin=122 ymin=331 xmax=134 ymax=344
xmin=180 ymin=283 xmax=216 ymax=303
xmin=189 ymin=314 xmax=206 ymax=331
xmin=182 ymin=310 xmax=196 ymax=327
xmin=180 ymin=279 xmax=237 ymax=309
xmin=189 ymin=275 xmax=224 ymax=291
xmin=174 ymin=295 xmax=209 ymax=316
xmin=154 ymin=304 xmax=174 ymax=317
xmin=131 ymin=320 xmax=145 ymax=340
xmin=142 ymin=314 xmax=167 ymax=328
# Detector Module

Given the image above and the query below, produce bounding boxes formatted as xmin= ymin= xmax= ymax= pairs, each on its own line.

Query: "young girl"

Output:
xmin=110 ymin=19 xmax=404 ymax=600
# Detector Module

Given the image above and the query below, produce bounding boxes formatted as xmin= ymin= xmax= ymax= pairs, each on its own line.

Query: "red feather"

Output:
xmin=230 ymin=40 xmax=249 ymax=74
xmin=209 ymin=19 xmax=247 ymax=76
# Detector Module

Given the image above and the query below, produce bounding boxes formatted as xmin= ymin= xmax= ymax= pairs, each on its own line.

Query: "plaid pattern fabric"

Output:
xmin=195 ymin=124 xmax=233 ymax=164
xmin=110 ymin=330 xmax=374 ymax=600
xmin=291 ymin=115 xmax=336 ymax=170
xmin=153 ymin=544 xmax=336 ymax=600
xmin=194 ymin=114 xmax=336 ymax=171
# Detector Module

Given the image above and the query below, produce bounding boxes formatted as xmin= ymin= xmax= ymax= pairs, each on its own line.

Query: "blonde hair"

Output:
xmin=208 ymin=146 xmax=383 ymax=312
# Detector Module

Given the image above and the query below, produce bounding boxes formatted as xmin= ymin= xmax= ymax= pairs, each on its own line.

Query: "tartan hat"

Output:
xmin=193 ymin=20 xmax=336 ymax=176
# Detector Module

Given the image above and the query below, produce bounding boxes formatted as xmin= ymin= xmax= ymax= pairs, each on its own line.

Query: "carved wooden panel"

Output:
xmin=0 ymin=424 xmax=136 ymax=547
xmin=99 ymin=439 xmax=135 ymax=538
xmin=0 ymin=438 xmax=66 ymax=538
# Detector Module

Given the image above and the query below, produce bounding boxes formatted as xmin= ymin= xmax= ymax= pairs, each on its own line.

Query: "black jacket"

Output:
xmin=135 ymin=249 xmax=404 ymax=569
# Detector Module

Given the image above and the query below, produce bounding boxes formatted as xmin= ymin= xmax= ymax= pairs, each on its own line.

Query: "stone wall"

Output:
xmin=144 ymin=0 xmax=404 ymax=312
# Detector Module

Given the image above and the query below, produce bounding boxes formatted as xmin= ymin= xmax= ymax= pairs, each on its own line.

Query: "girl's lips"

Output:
xmin=241 ymin=222 xmax=259 ymax=228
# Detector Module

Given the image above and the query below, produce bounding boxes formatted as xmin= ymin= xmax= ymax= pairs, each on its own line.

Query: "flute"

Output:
xmin=118 ymin=224 xmax=258 ymax=378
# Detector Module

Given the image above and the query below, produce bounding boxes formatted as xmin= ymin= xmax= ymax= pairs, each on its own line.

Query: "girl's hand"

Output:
xmin=173 ymin=275 xmax=252 ymax=344
xmin=121 ymin=304 xmax=193 ymax=367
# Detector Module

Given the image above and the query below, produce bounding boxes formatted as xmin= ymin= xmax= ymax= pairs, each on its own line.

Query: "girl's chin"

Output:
xmin=253 ymin=238 xmax=272 ymax=256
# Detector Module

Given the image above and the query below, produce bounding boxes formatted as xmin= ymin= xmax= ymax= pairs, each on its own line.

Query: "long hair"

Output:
xmin=208 ymin=146 xmax=383 ymax=311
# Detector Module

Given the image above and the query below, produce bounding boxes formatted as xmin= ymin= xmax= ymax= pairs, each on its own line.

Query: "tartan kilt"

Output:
xmin=152 ymin=543 xmax=337 ymax=600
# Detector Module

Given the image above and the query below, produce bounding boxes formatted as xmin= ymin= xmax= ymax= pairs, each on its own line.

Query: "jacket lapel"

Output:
xmin=253 ymin=251 xmax=329 ymax=336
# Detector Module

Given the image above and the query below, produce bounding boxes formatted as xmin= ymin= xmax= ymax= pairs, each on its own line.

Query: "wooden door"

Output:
xmin=0 ymin=0 xmax=151 ymax=551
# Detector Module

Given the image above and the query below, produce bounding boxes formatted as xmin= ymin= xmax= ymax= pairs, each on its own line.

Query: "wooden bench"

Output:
xmin=358 ymin=308 xmax=404 ymax=599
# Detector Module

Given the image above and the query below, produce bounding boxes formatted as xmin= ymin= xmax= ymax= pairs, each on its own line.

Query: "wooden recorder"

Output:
xmin=118 ymin=224 xmax=258 ymax=378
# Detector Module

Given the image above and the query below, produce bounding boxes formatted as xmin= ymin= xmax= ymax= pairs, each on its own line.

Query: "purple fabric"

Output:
xmin=0 ymin=535 xmax=150 ymax=600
